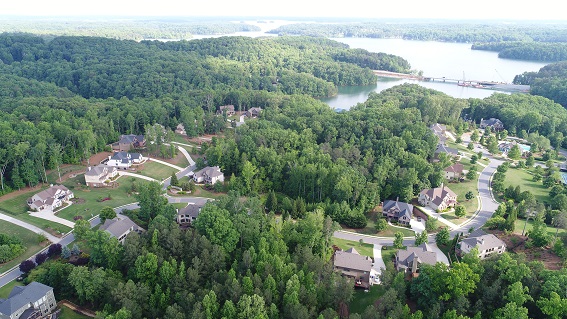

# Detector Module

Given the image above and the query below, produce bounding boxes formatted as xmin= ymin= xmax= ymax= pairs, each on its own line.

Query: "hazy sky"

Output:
xmin=2 ymin=0 xmax=565 ymax=20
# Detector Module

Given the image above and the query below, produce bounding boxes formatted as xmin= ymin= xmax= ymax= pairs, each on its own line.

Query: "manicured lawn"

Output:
xmin=381 ymin=246 xmax=401 ymax=264
xmin=378 ymin=225 xmax=415 ymax=237
xmin=0 ymin=220 xmax=46 ymax=273
xmin=57 ymin=175 xmax=139 ymax=221
xmin=171 ymin=203 xmax=189 ymax=209
xmin=331 ymin=237 xmax=375 ymax=258
xmin=349 ymin=284 xmax=386 ymax=314
xmin=514 ymin=219 xmax=566 ymax=237
xmin=0 ymin=280 xmax=23 ymax=298
xmin=504 ymin=168 xmax=551 ymax=204
xmin=445 ymin=179 xmax=478 ymax=220
xmin=190 ymin=185 xmax=225 ymax=199
xmin=343 ymin=210 xmax=414 ymax=237
xmin=136 ymin=160 xmax=178 ymax=181
xmin=59 ymin=305 xmax=92 ymax=319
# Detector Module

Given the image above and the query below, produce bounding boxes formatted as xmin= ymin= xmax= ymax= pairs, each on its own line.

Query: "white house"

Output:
xmin=418 ymin=184 xmax=457 ymax=211
xmin=85 ymin=165 xmax=118 ymax=187
xmin=460 ymin=230 xmax=506 ymax=259
xmin=106 ymin=152 xmax=144 ymax=169
xmin=0 ymin=281 xmax=57 ymax=319
xmin=27 ymin=185 xmax=74 ymax=212
xmin=193 ymin=166 xmax=224 ymax=185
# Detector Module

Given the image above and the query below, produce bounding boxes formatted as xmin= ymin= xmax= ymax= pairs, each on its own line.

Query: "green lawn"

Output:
xmin=504 ymin=168 xmax=551 ymax=204
xmin=349 ymin=284 xmax=386 ymax=314
xmin=57 ymin=175 xmax=139 ymax=221
xmin=381 ymin=246 xmax=401 ymax=265
xmin=445 ymin=179 xmax=478 ymax=220
xmin=0 ymin=280 xmax=23 ymax=298
xmin=331 ymin=237 xmax=375 ymax=258
xmin=46 ymin=165 xmax=85 ymax=184
xmin=136 ymin=161 xmax=178 ymax=181
xmin=59 ymin=305 xmax=92 ymax=319
xmin=342 ymin=210 xmax=414 ymax=237
xmin=514 ymin=219 xmax=566 ymax=237
xmin=0 ymin=220 xmax=46 ymax=273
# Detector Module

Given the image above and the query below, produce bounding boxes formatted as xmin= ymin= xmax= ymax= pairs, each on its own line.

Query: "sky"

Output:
xmin=2 ymin=0 xmax=565 ymax=20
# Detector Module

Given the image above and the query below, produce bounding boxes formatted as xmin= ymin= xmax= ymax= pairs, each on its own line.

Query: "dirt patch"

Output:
xmin=488 ymin=230 xmax=563 ymax=270
xmin=87 ymin=151 xmax=113 ymax=166
xmin=71 ymin=198 xmax=86 ymax=204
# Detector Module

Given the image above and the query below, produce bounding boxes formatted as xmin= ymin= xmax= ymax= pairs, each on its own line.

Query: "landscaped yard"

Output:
xmin=504 ymin=168 xmax=551 ymax=204
xmin=0 ymin=280 xmax=23 ymax=298
xmin=57 ymin=175 xmax=140 ymax=221
xmin=0 ymin=220 xmax=47 ymax=273
xmin=349 ymin=284 xmax=386 ymax=314
xmin=444 ymin=179 xmax=478 ymax=221
xmin=59 ymin=305 xmax=92 ymax=319
xmin=342 ymin=210 xmax=415 ymax=237
xmin=331 ymin=237 xmax=375 ymax=258
xmin=136 ymin=160 xmax=179 ymax=181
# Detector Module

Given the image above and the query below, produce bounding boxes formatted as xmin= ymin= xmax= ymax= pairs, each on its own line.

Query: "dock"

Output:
xmin=372 ymin=70 xmax=530 ymax=93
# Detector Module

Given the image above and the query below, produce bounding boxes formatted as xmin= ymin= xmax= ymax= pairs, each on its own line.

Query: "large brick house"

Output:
xmin=395 ymin=243 xmax=438 ymax=277
xmin=459 ymin=230 xmax=506 ymax=259
xmin=112 ymin=134 xmax=146 ymax=152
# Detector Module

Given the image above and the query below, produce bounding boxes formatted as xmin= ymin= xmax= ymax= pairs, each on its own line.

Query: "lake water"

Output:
xmin=321 ymin=38 xmax=548 ymax=109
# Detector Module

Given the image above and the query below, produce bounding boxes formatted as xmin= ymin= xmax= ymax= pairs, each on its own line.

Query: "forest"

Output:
xmin=513 ymin=61 xmax=567 ymax=108
xmin=267 ymin=22 xmax=567 ymax=43
xmin=0 ymin=18 xmax=262 ymax=40
xmin=472 ymin=42 xmax=567 ymax=62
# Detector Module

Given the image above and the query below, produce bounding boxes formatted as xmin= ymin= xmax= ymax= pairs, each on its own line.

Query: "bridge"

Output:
xmin=372 ymin=70 xmax=530 ymax=93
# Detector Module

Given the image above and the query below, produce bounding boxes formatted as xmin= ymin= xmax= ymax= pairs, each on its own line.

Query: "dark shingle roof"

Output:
xmin=334 ymin=250 xmax=372 ymax=272
xmin=0 ymin=282 xmax=53 ymax=316
xmin=100 ymin=217 xmax=141 ymax=239
xmin=383 ymin=200 xmax=413 ymax=220
xmin=178 ymin=204 xmax=203 ymax=219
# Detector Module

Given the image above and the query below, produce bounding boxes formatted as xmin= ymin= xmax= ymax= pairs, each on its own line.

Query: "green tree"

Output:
xmin=73 ymin=219 xmax=91 ymax=240
xmin=455 ymin=205 xmax=466 ymax=218
xmin=529 ymin=219 xmax=551 ymax=247
xmin=193 ymin=204 xmax=239 ymax=253
xmin=394 ymin=232 xmax=404 ymax=249
xmin=470 ymin=131 xmax=479 ymax=142
xmin=435 ymin=227 xmax=450 ymax=245
xmin=415 ymin=231 xmax=428 ymax=246
xmin=466 ymin=167 xmax=477 ymax=181
xmin=441 ymin=262 xmax=479 ymax=301
xmin=526 ymin=155 xmax=535 ymax=167
xmin=136 ymin=181 xmax=168 ymax=221
xmin=465 ymin=191 xmax=475 ymax=201
xmin=537 ymin=292 xmax=567 ymax=319
xmin=265 ymin=191 xmax=278 ymax=213
xmin=492 ymin=302 xmax=529 ymax=319
xmin=425 ymin=218 xmax=438 ymax=231
xmin=99 ymin=206 xmax=116 ymax=223
xmin=170 ymin=171 xmax=178 ymax=187
xmin=507 ymin=144 xmax=521 ymax=160
xmin=375 ymin=218 xmax=387 ymax=232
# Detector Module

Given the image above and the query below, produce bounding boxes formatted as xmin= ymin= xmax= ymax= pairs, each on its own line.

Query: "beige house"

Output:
xmin=395 ymin=243 xmax=438 ymax=277
xmin=246 ymin=107 xmax=262 ymax=118
xmin=176 ymin=203 xmax=204 ymax=225
xmin=175 ymin=123 xmax=186 ymax=135
xmin=444 ymin=163 xmax=464 ymax=180
xmin=193 ymin=166 xmax=224 ymax=185
xmin=0 ymin=281 xmax=57 ymax=319
xmin=382 ymin=199 xmax=413 ymax=226
xmin=459 ymin=230 xmax=506 ymax=259
xmin=112 ymin=134 xmax=145 ymax=152
xmin=27 ymin=185 xmax=74 ymax=212
xmin=217 ymin=105 xmax=235 ymax=116
xmin=333 ymin=248 xmax=373 ymax=289
xmin=418 ymin=184 xmax=457 ymax=211
xmin=85 ymin=165 xmax=118 ymax=187
xmin=100 ymin=217 xmax=144 ymax=244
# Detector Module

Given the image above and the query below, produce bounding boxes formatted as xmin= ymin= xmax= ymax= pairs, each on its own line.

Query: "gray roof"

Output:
xmin=111 ymin=151 xmax=130 ymax=163
xmin=480 ymin=118 xmax=503 ymax=127
xmin=86 ymin=165 xmax=114 ymax=177
xmin=383 ymin=200 xmax=413 ymax=220
xmin=194 ymin=166 xmax=223 ymax=179
xmin=435 ymin=144 xmax=459 ymax=155
xmin=444 ymin=163 xmax=464 ymax=174
xmin=396 ymin=243 xmax=437 ymax=267
xmin=178 ymin=204 xmax=203 ymax=219
xmin=30 ymin=185 xmax=70 ymax=202
xmin=130 ymin=153 xmax=142 ymax=160
xmin=430 ymin=123 xmax=446 ymax=134
xmin=334 ymin=249 xmax=372 ymax=272
xmin=420 ymin=185 xmax=457 ymax=206
xmin=462 ymin=230 xmax=506 ymax=252
xmin=119 ymin=134 xmax=144 ymax=144
xmin=0 ymin=282 xmax=53 ymax=316
xmin=100 ymin=217 xmax=142 ymax=239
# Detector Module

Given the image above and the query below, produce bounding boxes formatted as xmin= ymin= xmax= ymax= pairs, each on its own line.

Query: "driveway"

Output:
xmin=418 ymin=206 xmax=458 ymax=230
xmin=29 ymin=209 xmax=75 ymax=228
xmin=409 ymin=219 xmax=425 ymax=233
xmin=0 ymin=212 xmax=59 ymax=243
xmin=428 ymin=242 xmax=450 ymax=265
xmin=118 ymin=171 xmax=159 ymax=182
xmin=147 ymin=158 xmax=183 ymax=171
xmin=176 ymin=146 xmax=195 ymax=166
xmin=373 ymin=244 xmax=386 ymax=273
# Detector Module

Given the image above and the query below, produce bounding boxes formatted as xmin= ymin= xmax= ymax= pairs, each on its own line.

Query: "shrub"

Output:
xmin=73 ymin=215 xmax=83 ymax=221
xmin=47 ymin=243 xmax=62 ymax=257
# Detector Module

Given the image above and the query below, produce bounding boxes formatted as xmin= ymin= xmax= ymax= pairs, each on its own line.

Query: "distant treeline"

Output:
xmin=267 ymin=23 xmax=567 ymax=43
xmin=0 ymin=20 xmax=261 ymax=41
xmin=472 ymin=42 xmax=567 ymax=62
xmin=514 ymin=61 xmax=567 ymax=107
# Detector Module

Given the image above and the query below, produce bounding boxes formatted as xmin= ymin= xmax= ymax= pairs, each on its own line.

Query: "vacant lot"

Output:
xmin=57 ymin=175 xmax=139 ymax=221
xmin=349 ymin=284 xmax=386 ymax=314
xmin=0 ymin=220 xmax=46 ymax=273
xmin=513 ymin=219 xmax=566 ymax=237
xmin=504 ymin=168 xmax=551 ymax=204
xmin=331 ymin=237 xmax=374 ymax=257
xmin=136 ymin=160 xmax=178 ymax=181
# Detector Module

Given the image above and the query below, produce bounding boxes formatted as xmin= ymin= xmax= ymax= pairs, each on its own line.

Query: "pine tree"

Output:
xmin=170 ymin=171 xmax=178 ymax=187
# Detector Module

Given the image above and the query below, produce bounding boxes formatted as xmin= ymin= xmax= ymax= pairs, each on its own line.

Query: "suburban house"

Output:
xmin=112 ymin=134 xmax=146 ymax=152
xmin=246 ymin=107 xmax=262 ymax=118
xmin=106 ymin=152 xmax=144 ymax=169
xmin=459 ymin=230 xmax=506 ymax=259
xmin=382 ymin=199 xmax=413 ymax=226
xmin=434 ymin=144 xmax=459 ymax=160
xmin=444 ymin=163 xmax=464 ymax=180
xmin=176 ymin=203 xmax=204 ymax=225
xmin=498 ymin=141 xmax=530 ymax=156
xmin=175 ymin=123 xmax=186 ymax=135
xmin=395 ymin=243 xmax=438 ymax=277
xmin=333 ymin=247 xmax=373 ymax=288
xmin=479 ymin=118 xmax=504 ymax=131
xmin=418 ymin=184 xmax=457 ymax=211
xmin=217 ymin=105 xmax=236 ymax=116
xmin=193 ymin=166 xmax=224 ymax=185
xmin=100 ymin=217 xmax=144 ymax=244
xmin=85 ymin=165 xmax=118 ymax=187
xmin=27 ymin=185 xmax=74 ymax=212
xmin=0 ymin=281 xmax=57 ymax=319
xmin=430 ymin=123 xmax=447 ymax=145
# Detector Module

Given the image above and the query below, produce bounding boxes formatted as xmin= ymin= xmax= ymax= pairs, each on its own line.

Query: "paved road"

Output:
xmin=0 ymin=212 xmax=59 ymax=243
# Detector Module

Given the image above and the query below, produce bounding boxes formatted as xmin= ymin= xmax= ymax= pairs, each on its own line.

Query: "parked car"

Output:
xmin=417 ymin=216 xmax=422 ymax=222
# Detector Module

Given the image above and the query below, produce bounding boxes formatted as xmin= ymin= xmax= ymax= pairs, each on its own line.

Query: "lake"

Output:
xmin=321 ymin=38 xmax=548 ymax=109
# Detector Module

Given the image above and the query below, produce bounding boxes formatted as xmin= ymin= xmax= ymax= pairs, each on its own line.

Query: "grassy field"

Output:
xmin=331 ymin=237 xmax=375 ymax=257
xmin=514 ymin=219 xmax=567 ymax=237
xmin=59 ymin=305 xmax=92 ymax=319
xmin=444 ymin=179 xmax=478 ymax=221
xmin=0 ymin=220 xmax=47 ymax=273
xmin=136 ymin=161 xmax=178 ymax=181
xmin=0 ymin=280 xmax=23 ymax=298
xmin=349 ymin=284 xmax=386 ymax=314
xmin=56 ymin=175 xmax=139 ymax=221
xmin=504 ymin=168 xmax=551 ymax=204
